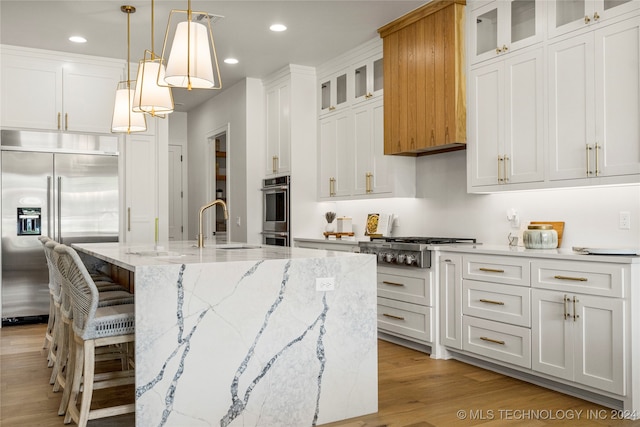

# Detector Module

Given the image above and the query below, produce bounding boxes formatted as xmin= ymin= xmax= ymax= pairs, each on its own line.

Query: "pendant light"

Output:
xmin=158 ymin=0 xmax=223 ymax=90
xmin=132 ymin=0 xmax=174 ymax=117
xmin=112 ymin=5 xmax=147 ymax=133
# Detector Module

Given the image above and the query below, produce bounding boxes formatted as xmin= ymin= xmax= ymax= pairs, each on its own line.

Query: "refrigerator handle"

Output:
xmin=47 ymin=176 xmax=52 ymax=239
xmin=57 ymin=176 xmax=62 ymax=243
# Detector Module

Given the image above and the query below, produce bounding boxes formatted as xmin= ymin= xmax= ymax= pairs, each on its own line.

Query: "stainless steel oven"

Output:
xmin=261 ymin=176 xmax=290 ymax=246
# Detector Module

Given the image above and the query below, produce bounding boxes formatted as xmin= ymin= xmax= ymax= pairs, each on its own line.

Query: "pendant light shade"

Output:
xmin=132 ymin=0 xmax=174 ymax=117
xmin=112 ymin=5 xmax=146 ymax=133
xmin=112 ymin=81 xmax=147 ymax=132
xmin=133 ymin=53 xmax=174 ymax=117
xmin=159 ymin=2 xmax=222 ymax=90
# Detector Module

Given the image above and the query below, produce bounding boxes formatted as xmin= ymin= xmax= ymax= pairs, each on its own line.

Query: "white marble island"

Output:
xmin=72 ymin=241 xmax=378 ymax=427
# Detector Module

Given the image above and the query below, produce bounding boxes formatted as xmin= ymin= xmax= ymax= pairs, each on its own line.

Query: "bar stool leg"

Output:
xmin=64 ymin=335 xmax=85 ymax=425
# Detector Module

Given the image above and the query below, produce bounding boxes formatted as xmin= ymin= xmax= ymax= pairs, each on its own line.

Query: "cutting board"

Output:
xmin=531 ymin=221 xmax=565 ymax=248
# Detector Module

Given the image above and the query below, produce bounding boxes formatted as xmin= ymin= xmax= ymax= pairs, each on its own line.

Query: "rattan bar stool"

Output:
xmin=39 ymin=236 xmax=56 ymax=366
xmin=49 ymin=244 xmax=134 ymax=417
xmin=58 ymin=245 xmax=135 ymax=427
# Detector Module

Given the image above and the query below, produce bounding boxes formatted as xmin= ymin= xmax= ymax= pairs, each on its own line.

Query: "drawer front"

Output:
xmin=463 ymin=254 xmax=530 ymax=287
xmin=463 ymin=316 xmax=531 ymax=368
xmin=377 ymin=267 xmax=432 ymax=306
xmin=377 ymin=297 xmax=432 ymax=343
xmin=463 ymin=280 xmax=531 ymax=327
xmin=531 ymin=260 xmax=627 ymax=298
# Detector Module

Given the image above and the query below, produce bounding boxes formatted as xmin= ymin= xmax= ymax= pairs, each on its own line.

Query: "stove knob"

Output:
xmin=396 ymin=253 xmax=406 ymax=264
xmin=385 ymin=253 xmax=396 ymax=263
xmin=377 ymin=252 xmax=385 ymax=262
xmin=405 ymin=254 xmax=416 ymax=266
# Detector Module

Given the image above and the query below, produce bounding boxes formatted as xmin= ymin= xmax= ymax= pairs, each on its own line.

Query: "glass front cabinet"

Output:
xmin=548 ymin=0 xmax=639 ymax=39
xmin=470 ymin=0 xmax=544 ymax=64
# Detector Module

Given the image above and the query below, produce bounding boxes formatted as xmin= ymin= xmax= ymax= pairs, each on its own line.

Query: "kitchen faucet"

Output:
xmin=197 ymin=199 xmax=228 ymax=248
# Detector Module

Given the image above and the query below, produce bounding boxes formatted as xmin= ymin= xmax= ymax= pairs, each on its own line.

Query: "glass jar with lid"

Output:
xmin=523 ymin=224 xmax=558 ymax=249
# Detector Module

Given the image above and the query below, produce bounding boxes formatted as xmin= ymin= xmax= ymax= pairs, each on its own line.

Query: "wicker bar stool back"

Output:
xmin=38 ymin=236 xmax=56 ymax=358
xmin=57 ymin=245 xmax=135 ymax=427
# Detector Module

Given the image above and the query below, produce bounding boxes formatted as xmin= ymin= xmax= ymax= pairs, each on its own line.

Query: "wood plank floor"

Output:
xmin=2 ymin=323 xmax=639 ymax=427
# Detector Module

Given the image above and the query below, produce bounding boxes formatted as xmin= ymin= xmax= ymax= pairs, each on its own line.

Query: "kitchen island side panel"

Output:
xmin=134 ymin=255 xmax=378 ymax=426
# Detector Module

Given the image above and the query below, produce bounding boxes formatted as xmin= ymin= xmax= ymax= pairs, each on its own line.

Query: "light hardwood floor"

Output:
xmin=2 ymin=323 xmax=639 ymax=427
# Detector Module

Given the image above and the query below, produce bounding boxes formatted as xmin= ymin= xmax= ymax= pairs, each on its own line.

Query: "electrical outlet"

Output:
xmin=619 ymin=211 xmax=631 ymax=230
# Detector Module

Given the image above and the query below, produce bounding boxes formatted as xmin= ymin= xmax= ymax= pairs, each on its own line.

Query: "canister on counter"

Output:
xmin=523 ymin=224 xmax=558 ymax=249
xmin=337 ymin=217 xmax=352 ymax=233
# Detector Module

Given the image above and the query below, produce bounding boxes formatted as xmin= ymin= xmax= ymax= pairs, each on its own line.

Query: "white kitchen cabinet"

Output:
xmin=377 ymin=264 xmax=434 ymax=346
xmin=318 ymin=110 xmax=352 ymax=198
xmin=468 ymin=47 xmax=544 ymax=188
xmin=548 ymin=16 xmax=640 ymax=181
xmin=531 ymin=288 xmax=625 ymax=394
xmin=264 ymin=76 xmax=291 ymax=177
xmin=548 ymin=0 xmax=639 ymax=39
xmin=470 ymin=0 xmax=544 ymax=65
xmin=353 ymin=99 xmax=391 ymax=195
xmin=122 ymin=118 xmax=168 ymax=244
xmin=0 ymin=45 xmax=123 ymax=133
xmin=351 ymin=52 xmax=383 ymax=106
xmin=439 ymin=253 xmax=463 ymax=350
xmin=319 ymin=68 xmax=348 ymax=116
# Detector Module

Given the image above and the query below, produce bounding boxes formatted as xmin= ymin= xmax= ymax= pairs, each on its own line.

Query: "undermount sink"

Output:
xmin=216 ymin=244 xmax=262 ymax=250
xmin=128 ymin=250 xmax=184 ymax=258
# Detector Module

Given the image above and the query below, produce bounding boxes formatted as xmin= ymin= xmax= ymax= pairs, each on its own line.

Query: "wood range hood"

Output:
xmin=378 ymin=0 xmax=466 ymax=157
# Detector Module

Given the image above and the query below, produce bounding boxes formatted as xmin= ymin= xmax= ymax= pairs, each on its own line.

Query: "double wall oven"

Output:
xmin=261 ymin=176 xmax=290 ymax=246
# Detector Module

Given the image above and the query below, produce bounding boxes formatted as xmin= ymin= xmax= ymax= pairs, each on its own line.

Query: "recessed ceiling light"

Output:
xmin=270 ymin=24 xmax=287 ymax=32
xmin=224 ymin=58 xmax=239 ymax=65
xmin=69 ymin=36 xmax=87 ymax=43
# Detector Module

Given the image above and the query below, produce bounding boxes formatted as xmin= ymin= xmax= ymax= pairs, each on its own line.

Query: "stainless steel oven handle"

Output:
xmin=260 ymin=186 xmax=289 ymax=191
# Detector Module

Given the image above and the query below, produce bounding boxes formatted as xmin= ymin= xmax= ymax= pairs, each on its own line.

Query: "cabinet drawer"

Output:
xmin=463 ymin=254 xmax=530 ymax=286
xmin=463 ymin=280 xmax=531 ymax=327
xmin=377 ymin=266 xmax=432 ymax=306
xmin=463 ymin=316 xmax=531 ymax=368
xmin=377 ymin=297 xmax=432 ymax=343
xmin=532 ymin=260 xmax=627 ymax=298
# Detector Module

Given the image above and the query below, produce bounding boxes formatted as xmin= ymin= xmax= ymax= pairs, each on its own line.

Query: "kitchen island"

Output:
xmin=72 ymin=241 xmax=378 ymax=427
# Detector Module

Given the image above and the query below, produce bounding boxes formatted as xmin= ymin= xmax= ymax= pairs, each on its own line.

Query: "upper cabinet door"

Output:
xmin=319 ymin=68 xmax=349 ymax=116
xmin=548 ymin=0 xmax=640 ymax=39
xmin=470 ymin=0 xmax=544 ymax=65
xmin=352 ymin=53 xmax=384 ymax=105
xmin=0 ymin=54 xmax=62 ymax=130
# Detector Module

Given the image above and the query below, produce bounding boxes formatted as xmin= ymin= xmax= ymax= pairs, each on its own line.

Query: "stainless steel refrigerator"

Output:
xmin=1 ymin=130 xmax=119 ymax=324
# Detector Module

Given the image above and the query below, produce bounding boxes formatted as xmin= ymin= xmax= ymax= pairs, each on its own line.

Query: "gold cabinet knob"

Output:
xmin=593 ymin=11 xmax=600 ymax=21
xmin=584 ymin=15 xmax=591 ymax=24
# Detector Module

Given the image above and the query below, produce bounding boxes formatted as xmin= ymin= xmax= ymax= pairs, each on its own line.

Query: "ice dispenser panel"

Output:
xmin=17 ymin=207 xmax=41 ymax=236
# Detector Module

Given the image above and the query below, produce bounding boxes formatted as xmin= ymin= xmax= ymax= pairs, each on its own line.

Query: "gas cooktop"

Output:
xmin=371 ymin=236 xmax=477 ymax=244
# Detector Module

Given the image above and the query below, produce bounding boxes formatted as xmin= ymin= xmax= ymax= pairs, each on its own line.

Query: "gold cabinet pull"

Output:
xmin=586 ymin=144 xmax=593 ymax=176
xmin=383 ymin=313 xmax=405 ymax=321
xmin=593 ymin=11 xmax=600 ymax=21
xmin=480 ymin=336 xmax=505 ymax=345
xmin=554 ymin=275 xmax=588 ymax=282
xmin=563 ymin=294 xmax=569 ymax=320
xmin=595 ymin=143 xmax=601 ymax=176
xmin=573 ymin=296 xmax=580 ymax=321
xmin=479 ymin=298 xmax=505 ymax=306
xmin=382 ymin=280 xmax=405 ymax=287
xmin=127 ymin=207 xmax=131 ymax=232
xmin=366 ymin=172 xmax=373 ymax=193
xmin=498 ymin=155 xmax=504 ymax=183
xmin=272 ymin=156 xmax=278 ymax=173
xmin=479 ymin=267 xmax=505 ymax=273
xmin=585 ymin=15 xmax=591 ymax=24
xmin=503 ymin=155 xmax=509 ymax=183
xmin=329 ymin=177 xmax=336 ymax=197
xmin=329 ymin=106 xmax=336 ymax=111
xmin=57 ymin=112 xmax=61 ymax=130
xmin=65 ymin=113 xmax=68 ymax=130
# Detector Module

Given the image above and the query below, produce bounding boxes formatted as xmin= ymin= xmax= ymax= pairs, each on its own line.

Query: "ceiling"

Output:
xmin=0 ymin=1 xmax=425 ymax=112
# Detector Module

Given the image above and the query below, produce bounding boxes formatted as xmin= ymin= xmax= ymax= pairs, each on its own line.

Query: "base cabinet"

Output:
xmin=438 ymin=248 xmax=637 ymax=416
xmin=532 ymin=290 xmax=625 ymax=395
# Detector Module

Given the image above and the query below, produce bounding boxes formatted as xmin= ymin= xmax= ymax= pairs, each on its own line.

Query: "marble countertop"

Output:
xmin=72 ymin=240 xmax=365 ymax=271
xmin=429 ymin=243 xmax=640 ymax=264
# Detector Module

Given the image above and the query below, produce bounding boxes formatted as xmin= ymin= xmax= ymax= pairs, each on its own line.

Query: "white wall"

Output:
xmin=296 ymin=150 xmax=640 ymax=249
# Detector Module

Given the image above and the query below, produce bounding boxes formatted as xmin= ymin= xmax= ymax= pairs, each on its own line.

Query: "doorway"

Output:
xmin=207 ymin=126 xmax=229 ymax=243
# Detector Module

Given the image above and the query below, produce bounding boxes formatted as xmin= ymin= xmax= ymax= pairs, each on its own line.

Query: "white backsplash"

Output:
xmin=303 ymin=151 xmax=640 ymax=249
